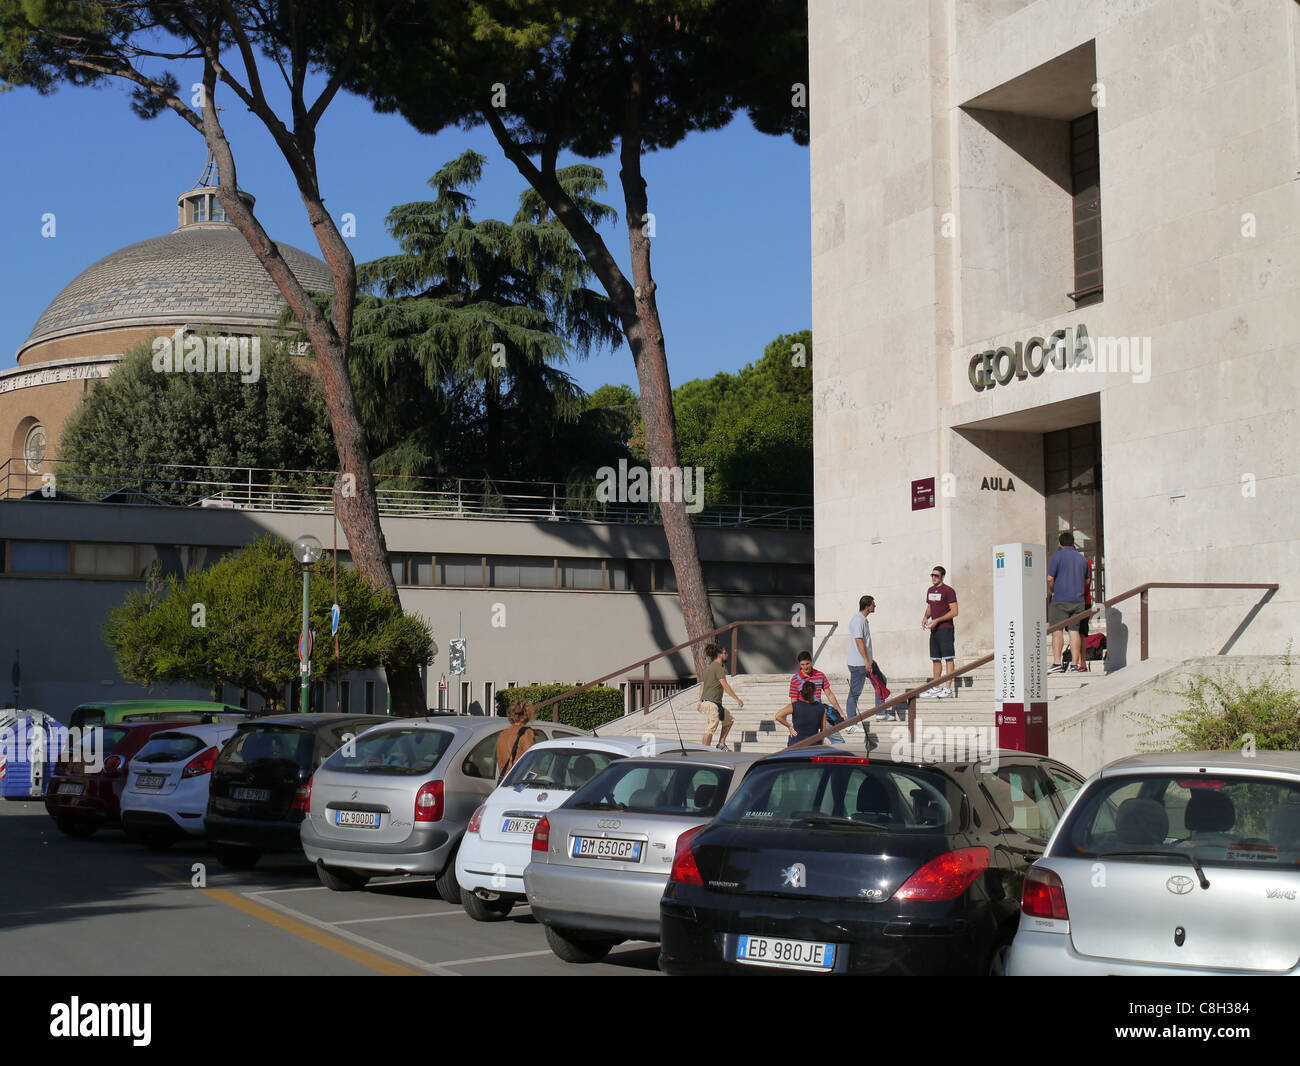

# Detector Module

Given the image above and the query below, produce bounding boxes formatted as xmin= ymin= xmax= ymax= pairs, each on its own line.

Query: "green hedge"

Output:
xmin=495 ymin=683 xmax=624 ymax=732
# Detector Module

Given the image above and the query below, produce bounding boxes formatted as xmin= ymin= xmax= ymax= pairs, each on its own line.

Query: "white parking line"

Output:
xmin=247 ymin=885 xmax=332 ymax=895
xmin=438 ymin=949 xmax=553 ymax=968
xmin=245 ymin=890 xmax=458 ymax=976
xmin=333 ymin=911 xmax=462 ymax=926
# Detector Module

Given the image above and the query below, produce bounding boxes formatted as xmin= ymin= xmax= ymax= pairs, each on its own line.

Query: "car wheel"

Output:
xmin=544 ymin=924 xmax=621 ymax=964
xmin=987 ymin=934 xmax=1015 ymax=977
xmin=434 ymin=844 xmax=462 ymax=904
xmin=211 ymin=843 xmax=261 ymax=869
xmin=463 ymin=890 xmax=515 ymax=922
xmin=56 ymin=816 xmax=96 ymax=838
xmin=316 ymin=863 xmax=370 ymax=892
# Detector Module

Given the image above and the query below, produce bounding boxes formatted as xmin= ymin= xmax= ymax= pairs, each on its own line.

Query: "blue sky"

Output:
xmin=0 ymin=74 xmax=810 ymax=395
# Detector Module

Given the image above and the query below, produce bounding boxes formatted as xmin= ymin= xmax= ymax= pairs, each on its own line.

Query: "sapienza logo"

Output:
xmin=49 ymin=998 xmax=151 ymax=1046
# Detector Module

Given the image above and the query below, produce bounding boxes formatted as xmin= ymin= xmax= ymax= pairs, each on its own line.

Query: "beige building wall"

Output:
xmin=811 ymin=0 xmax=1299 ymax=677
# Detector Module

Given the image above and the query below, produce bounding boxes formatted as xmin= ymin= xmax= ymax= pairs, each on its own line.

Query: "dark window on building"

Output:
xmin=1044 ymin=423 xmax=1104 ymax=601
xmin=437 ymin=554 xmax=484 ymax=587
xmin=1069 ymin=112 xmax=1102 ymax=306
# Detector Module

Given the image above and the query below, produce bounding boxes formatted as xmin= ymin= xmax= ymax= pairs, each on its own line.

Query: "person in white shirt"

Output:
xmin=847 ymin=595 xmax=888 ymax=725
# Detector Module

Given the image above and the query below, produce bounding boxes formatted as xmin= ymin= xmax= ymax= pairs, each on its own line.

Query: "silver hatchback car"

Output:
xmin=300 ymin=716 xmax=586 ymax=901
xmin=1008 ymin=750 xmax=1300 ymax=975
xmin=525 ymin=750 xmax=760 ymax=963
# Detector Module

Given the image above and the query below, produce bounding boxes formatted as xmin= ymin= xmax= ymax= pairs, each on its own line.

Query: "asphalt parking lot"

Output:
xmin=0 ymin=802 xmax=660 ymax=976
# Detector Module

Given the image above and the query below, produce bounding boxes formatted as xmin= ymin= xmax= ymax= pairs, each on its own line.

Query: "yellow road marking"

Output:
xmin=143 ymin=862 xmax=421 ymax=976
xmin=203 ymin=888 xmax=421 ymax=976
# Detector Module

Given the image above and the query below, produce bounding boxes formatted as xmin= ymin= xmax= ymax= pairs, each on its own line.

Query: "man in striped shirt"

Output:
xmin=789 ymin=653 xmax=853 ymax=740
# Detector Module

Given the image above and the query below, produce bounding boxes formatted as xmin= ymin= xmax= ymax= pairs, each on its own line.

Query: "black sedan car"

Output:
xmin=205 ymin=713 xmax=390 ymax=869
xmin=659 ymin=748 xmax=1084 ymax=975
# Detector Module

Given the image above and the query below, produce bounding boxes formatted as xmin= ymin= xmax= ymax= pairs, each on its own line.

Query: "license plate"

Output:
xmin=571 ymin=836 xmax=643 ymax=861
xmin=232 ymin=786 xmax=271 ymax=802
xmin=335 ymin=810 xmax=380 ymax=828
xmin=502 ymin=817 xmax=538 ymax=834
xmin=136 ymin=774 xmax=166 ymax=790
xmin=57 ymin=782 xmax=85 ymax=796
xmin=736 ymin=934 xmax=836 ymax=972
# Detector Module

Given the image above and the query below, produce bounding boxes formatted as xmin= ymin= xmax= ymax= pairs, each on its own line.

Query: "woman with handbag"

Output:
xmin=496 ymin=700 xmax=537 ymax=779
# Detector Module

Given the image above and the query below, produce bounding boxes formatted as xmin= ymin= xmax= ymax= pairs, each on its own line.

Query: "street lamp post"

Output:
xmin=292 ymin=535 xmax=323 ymax=712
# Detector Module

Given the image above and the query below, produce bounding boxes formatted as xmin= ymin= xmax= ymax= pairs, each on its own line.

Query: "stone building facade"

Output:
xmin=810 ymin=0 xmax=1298 ymax=675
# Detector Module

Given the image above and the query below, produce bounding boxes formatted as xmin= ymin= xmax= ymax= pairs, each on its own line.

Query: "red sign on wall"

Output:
xmin=911 ymin=477 xmax=936 ymax=511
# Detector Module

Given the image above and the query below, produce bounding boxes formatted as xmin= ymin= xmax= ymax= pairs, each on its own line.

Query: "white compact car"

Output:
xmin=456 ymin=736 xmax=708 ymax=921
xmin=120 ymin=722 xmax=243 ymax=848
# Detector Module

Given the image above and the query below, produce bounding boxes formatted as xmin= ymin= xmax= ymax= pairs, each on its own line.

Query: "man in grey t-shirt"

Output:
xmin=847 ymin=595 xmax=886 ymax=725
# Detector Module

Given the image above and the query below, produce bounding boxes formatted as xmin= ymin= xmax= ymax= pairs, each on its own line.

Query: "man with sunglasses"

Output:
xmin=921 ymin=565 xmax=958 ymax=698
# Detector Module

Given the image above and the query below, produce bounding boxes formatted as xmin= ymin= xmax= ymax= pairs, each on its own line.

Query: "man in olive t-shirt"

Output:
xmin=697 ymin=643 xmax=744 ymax=750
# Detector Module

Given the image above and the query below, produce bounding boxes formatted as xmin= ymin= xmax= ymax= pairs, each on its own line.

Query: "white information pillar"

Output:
xmin=992 ymin=543 xmax=1049 ymax=754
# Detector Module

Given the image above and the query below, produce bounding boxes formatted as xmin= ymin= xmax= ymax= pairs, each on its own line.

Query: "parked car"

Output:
xmin=1008 ymin=750 xmax=1300 ymax=976
xmin=659 ymin=747 xmax=1085 ymax=975
xmin=69 ymin=700 xmax=248 ymax=731
xmin=526 ymin=751 xmax=761 ymax=963
xmin=205 ymin=713 xmax=389 ymax=869
xmin=457 ymin=737 xmax=708 ymax=921
xmin=301 ymin=716 xmax=587 ymax=900
xmin=120 ymin=722 xmax=245 ymax=849
xmin=45 ymin=720 xmax=201 ymax=837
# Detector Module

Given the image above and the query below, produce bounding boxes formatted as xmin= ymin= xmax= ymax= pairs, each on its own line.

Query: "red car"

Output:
xmin=45 ymin=720 xmax=201 ymax=837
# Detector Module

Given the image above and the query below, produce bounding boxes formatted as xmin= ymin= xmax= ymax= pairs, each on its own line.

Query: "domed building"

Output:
xmin=1 ymin=179 xmax=331 ymax=478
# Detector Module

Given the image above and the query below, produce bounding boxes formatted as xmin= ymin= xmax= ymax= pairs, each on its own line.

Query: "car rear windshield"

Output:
xmin=1054 ymin=772 xmax=1300 ymax=869
xmin=568 ymin=763 xmax=734 ymax=816
xmin=322 ymin=728 xmax=453 ymax=776
xmin=97 ymin=727 xmax=131 ymax=754
xmin=715 ymin=760 xmax=964 ymax=833
xmin=220 ymin=727 xmax=315 ymax=770
xmin=134 ymin=732 xmax=207 ymax=764
xmin=502 ymin=747 xmax=624 ymax=791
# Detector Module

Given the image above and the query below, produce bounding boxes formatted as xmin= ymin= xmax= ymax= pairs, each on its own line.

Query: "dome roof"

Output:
xmin=19 ymin=220 xmax=333 ymax=360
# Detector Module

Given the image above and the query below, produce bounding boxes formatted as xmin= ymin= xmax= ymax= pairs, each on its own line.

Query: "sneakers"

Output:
xmin=918 ymin=689 xmax=938 ymax=699
xmin=845 ymin=724 xmax=862 ymax=734
xmin=1048 ymin=663 xmax=1067 ymax=674
xmin=934 ymin=688 xmax=951 ymax=699
xmin=715 ymin=742 xmax=728 ymax=750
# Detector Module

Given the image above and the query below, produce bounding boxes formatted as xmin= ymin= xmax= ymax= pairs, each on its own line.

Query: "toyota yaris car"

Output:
xmin=1008 ymin=750 xmax=1300 ymax=975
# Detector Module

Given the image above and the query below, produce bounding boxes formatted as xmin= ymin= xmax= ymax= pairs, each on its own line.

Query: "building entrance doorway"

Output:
xmin=1044 ymin=422 xmax=1103 ymax=600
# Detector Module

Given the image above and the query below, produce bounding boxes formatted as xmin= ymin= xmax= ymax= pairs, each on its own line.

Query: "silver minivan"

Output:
xmin=1008 ymin=750 xmax=1300 ymax=975
xmin=300 ymin=716 xmax=586 ymax=901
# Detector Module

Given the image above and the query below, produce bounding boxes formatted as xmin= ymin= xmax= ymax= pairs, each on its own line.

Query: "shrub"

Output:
xmin=496 ymin=683 xmax=623 ymax=732
xmin=1134 ymin=658 xmax=1300 ymax=753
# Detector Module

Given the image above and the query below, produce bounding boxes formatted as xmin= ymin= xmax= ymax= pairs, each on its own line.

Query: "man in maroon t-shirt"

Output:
xmin=921 ymin=565 xmax=958 ymax=698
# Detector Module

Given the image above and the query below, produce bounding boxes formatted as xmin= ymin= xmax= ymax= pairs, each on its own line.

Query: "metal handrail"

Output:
xmin=791 ymin=579 xmax=1279 ymax=749
xmin=533 ymin=619 xmax=840 ymax=721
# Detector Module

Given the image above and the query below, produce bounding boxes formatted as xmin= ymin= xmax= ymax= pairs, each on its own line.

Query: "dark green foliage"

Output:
xmin=673 ymin=330 xmax=812 ymax=498
xmin=495 ymin=683 xmax=623 ymax=732
xmin=103 ymin=535 xmax=435 ymax=709
xmin=57 ymin=336 xmax=336 ymax=495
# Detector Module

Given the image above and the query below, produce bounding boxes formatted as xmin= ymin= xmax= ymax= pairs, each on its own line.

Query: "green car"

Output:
xmin=68 ymin=699 xmax=252 ymax=731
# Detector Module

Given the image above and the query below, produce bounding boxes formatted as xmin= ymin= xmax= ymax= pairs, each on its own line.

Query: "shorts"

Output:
xmin=929 ymin=626 xmax=955 ymax=662
xmin=701 ymin=701 xmax=731 ymax=731
xmin=1050 ymin=600 xmax=1087 ymax=631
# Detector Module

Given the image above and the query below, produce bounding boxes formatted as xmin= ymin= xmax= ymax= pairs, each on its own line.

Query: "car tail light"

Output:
xmin=415 ymin=780 xmax=444 ymax=822
xmin=668 ymin=825 xmax=706 ymax=886
xmin=1178 ymin=778 xmax=1226 ymax=789
xmin=103 ymin=754 xmax=124 ymax=773
xmin=181 ymin=746 xmax=219 ymax=779
xmin=468 ymin=804 xmax=486 ymax=834
xmin=291 ymin=776 xmax=312 ymax=813
xmin=895 ymin=846 xmax=990 ymax=901
xmin=810 ymin=755 xmax=869 ymax=764
xmin=1021 ymin=866 xmax=1070 ymax=921
xmin=532 ymin=816 xmax=550 ymax=853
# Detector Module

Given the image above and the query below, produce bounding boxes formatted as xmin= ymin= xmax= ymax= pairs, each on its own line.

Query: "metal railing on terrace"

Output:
xmin=0 ymin=459 xmax=813 ymax=530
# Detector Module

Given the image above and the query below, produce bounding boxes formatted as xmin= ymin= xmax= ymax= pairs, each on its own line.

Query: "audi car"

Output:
xmin=659 ymin=747 xmax=1084 ymax=975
